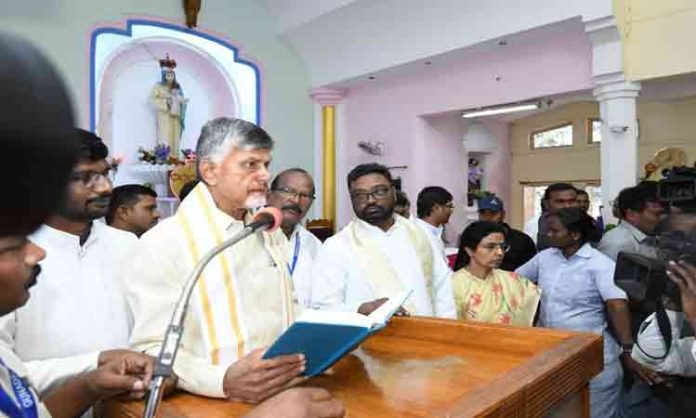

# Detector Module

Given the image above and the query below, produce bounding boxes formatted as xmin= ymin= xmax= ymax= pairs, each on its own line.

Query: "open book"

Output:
xmin=262 ymin=290 xmax=413 ymax=377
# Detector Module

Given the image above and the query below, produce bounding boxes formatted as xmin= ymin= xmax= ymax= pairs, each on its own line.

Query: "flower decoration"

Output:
xmin=154 ymin=144 xmax=171 ymax=164
xmin=181 ymin=149 xmax=197 ymax=164
xmin=138 ymin=144 xmax=187 ymax=165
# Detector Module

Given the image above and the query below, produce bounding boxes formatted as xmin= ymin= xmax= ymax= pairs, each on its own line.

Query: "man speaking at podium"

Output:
xmin=123 ymin=118 xmax=305 ymax=403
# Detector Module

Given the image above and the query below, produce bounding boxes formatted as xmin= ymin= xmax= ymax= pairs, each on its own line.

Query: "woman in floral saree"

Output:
xmin=451 ymin=221 xmax=540 ymax=326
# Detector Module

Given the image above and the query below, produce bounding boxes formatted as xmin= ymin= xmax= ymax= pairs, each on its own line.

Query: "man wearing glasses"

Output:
xmin=311 ymin=163 xmax=456 ymax=318
xmin=267 ymin=168 xmax=322 ymax=308
xmin=0 ymin=129 xmax=138 ymax=409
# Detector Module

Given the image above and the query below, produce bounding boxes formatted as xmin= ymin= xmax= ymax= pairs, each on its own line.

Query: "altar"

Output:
xmin=104 ymin=317 xmax=602 ymax=417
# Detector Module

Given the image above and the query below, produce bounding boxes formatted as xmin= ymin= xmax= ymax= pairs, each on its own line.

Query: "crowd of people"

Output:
xmin=2 ymin=32 xmax=696 ymax=418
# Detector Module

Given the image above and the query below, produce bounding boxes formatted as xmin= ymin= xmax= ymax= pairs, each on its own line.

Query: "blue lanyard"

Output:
xmin=287 ymin=233 xmax=300 ymax=276
xmin=0 ymin=358 xmax=38 ymax=418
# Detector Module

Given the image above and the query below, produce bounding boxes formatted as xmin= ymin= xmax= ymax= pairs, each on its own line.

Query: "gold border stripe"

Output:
xmin=177 ymin=203 xmax=220 ymax=365
xmin=196 ymin=188 xmax=245 ymax=360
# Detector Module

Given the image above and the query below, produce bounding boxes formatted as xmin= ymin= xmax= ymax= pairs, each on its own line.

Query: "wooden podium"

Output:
xmin=104 ymin=317 xmax=602 ymax=417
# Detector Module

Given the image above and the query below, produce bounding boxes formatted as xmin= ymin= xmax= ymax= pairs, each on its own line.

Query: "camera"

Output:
xmin=658 ymin=166 xmax=696 ymax=209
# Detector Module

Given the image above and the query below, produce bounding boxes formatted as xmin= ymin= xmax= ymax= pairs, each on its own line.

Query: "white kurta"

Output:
xmin=0 ymin=223 xmax=135 ymax=395
xmin=413 ymin=218 xmax=448 ymax=265
xmin=284 ymin=225 xmax=322 ymax=308
xmin=311 ymin=218 xmax=456 ymax=318
xmin=123 ymin=206 xmax=293 ymax=399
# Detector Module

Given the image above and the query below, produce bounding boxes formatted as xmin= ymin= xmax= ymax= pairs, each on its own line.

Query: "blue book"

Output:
xmin=263 ymin=290 xmax=413 ymax=377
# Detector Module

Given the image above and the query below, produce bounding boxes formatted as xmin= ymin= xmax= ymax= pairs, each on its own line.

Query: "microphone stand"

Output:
xmin=142 ymin=218 xmax=273 ymax=418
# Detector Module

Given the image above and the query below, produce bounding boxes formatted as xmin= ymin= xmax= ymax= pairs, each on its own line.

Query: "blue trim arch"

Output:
xmin=89 ymin=19 xmax=261 ymax=131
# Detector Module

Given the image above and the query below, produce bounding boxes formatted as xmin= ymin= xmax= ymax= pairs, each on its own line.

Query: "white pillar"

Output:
xmin=594 ymin=81 xmax=641 ymax=223
xmin=584 ymin=16 xmax=640 ymax=224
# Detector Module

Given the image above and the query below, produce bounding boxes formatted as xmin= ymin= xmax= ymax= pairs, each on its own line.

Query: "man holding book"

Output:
xmin=123 ymin=118 xmax=308 ymax=404
xmin=311 ymin=163 xmax=456 ymax=318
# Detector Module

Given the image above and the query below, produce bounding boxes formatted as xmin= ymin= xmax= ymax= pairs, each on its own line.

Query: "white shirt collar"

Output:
xmin=414 ymin=217 xmax=443 ymax=237
xmin=35 ymin=222 xmax=101 ymax=248
xmin=355 ymin=216 xmax=401 ymax=235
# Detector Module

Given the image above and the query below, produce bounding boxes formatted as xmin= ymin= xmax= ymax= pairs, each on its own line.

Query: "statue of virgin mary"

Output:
xmin=150 ymin=54 xmax=187 ymax=159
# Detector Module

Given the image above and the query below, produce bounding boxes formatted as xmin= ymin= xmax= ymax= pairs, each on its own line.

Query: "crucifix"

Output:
xmin=184 ymin=0 xmax=202 ymax=28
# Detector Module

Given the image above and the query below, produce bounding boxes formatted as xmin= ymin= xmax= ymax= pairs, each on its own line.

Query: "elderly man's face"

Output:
xmin=268 ymin=172 xmax=315 ymax=232
xmin=205 ymin=147 xmax=271 ymax=211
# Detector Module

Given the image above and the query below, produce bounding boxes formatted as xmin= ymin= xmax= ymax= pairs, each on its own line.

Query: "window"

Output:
xmin=588 ymin=118 xmax=602 ymax=143
xmin=531 ymin=123 xmax=573 ymax=149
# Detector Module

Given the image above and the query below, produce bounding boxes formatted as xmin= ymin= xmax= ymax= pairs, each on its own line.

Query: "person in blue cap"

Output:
xmin=478 ymin=194 xmax=536 ymax=271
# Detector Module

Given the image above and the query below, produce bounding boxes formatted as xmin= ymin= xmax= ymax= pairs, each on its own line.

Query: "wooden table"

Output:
xmin=104 ymin=317 xmax=602 ymax=417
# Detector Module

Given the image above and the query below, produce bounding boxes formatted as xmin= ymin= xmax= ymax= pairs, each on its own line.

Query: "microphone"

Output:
xmin=142 ymin=206 xmax=283 ymax=418
xmin=247 ymin=206 xmax=283 ymax=232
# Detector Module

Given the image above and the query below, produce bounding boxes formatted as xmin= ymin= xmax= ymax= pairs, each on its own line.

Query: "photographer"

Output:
xmin=615 ymin=171 xmax=696 ymax=417
xmin=631 ymin=213 xmax=696 ymax=379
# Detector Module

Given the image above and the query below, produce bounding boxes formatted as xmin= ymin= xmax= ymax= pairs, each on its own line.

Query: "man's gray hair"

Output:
xmin=196 ymin=117 xmax=274 ymax=175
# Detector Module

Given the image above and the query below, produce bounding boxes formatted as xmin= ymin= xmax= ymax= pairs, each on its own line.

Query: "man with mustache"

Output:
xmin=123 ymin=118 xmax=310 ymax=403
xmin=267 ymin=168 xmax=322 ymax=308
xmin=311 ymin=163 xmax=456 ymax=317
xmin=0 ymin=129 xmax=139 ymax=408
xmin=106 ymin=184 xmax=160 ymax=237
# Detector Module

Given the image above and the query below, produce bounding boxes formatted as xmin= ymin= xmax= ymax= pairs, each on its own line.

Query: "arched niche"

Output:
xmin=90 ymin=19 xmax=260 ymax=185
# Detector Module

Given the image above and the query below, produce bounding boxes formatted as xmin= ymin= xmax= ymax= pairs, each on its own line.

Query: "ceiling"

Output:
xmin=255 ymin=0 xmax=613 ymax=87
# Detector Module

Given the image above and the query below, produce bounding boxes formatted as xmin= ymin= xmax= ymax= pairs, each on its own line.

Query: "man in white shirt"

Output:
xmin=598 ymin=183 xmax=664 ymax=261
xmin=267 ymin=168 xmax=322 ymax=308
xmin=414 ymin=186 xmax=454 ymax=260
xmin=0 ymin=129 xmax=138 ymax=398
xmin=123 ymin=118 xmax=307 ymax=403
xmin=312 ymin=163 xmax=456 ymax=318
xmin=0 ymin=34 xmax=159 ymax=418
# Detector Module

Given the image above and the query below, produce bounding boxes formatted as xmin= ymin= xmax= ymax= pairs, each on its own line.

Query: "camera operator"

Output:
xmin=615 ymin=170 xmax=696 ymax=417
xmin=598 ymin=182 xmax=664 ymax=262
xmin=632 ymin=213 xmax=696 ymax=375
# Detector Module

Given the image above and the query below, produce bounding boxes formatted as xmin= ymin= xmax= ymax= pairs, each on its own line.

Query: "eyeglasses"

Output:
xmin=351 ymin=186 xmax=392 ymax=204
xmin=68 ymin=170 xmax=112 ymax=188
xmin=480 ymin=243 xmax=511 ymax=253
xmin=272 ymin=187 xmax=315 ymax=201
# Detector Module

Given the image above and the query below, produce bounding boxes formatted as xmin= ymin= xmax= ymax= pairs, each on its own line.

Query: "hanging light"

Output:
xmin=462 ymin=102 xmax=540 ymax=118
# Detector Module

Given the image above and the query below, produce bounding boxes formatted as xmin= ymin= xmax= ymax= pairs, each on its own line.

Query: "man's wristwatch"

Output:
xmin=621 ymin=343 xmax=634 ymax=356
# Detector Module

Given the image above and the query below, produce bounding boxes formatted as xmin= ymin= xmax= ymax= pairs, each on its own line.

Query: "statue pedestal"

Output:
xmin=126 ymin=164 xmax=176 ymax=197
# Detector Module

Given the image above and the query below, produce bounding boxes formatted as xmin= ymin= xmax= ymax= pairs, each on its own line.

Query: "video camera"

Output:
xmin=658 ymin=166 xmax=696 ymax=209
xmin=614 ymin=167 xmax=696 ymax=305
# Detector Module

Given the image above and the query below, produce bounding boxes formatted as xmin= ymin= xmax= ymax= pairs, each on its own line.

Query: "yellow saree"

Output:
xmin=451 ymin=268 xmax=540 ymax=326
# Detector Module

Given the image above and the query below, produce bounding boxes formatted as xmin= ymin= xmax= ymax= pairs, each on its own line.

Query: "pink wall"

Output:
xmin=337 ymin=24 xmax=593 ymax=238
